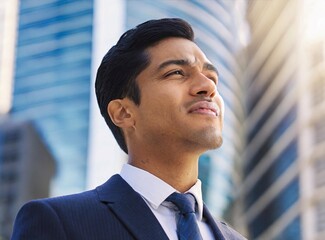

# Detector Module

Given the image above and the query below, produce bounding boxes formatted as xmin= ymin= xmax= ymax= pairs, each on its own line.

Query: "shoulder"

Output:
xmin=20 ymin=189 xmax=99 ymax=214
xmin=11 ymin=176 xmax=130 ymax=239
xmin=12 ymin=189 xmax=103 ymax=240
xmin=17 ymin=188 xmax=106 ymax=220
xmin=42 ymin=189 xmax=99 ymax=208
xmin=12 ymin=197 xmax=69 ymax=239
xmin=13 ymin=174 xmax=125 ymax=225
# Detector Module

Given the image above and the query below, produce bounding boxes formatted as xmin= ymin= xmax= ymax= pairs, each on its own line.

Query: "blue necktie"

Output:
xmin=166 ymin=192 xmax=203 ymax=240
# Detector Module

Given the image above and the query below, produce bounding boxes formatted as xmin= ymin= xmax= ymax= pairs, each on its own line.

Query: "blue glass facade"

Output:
xmin=198 ymin=154 xmax=212 ymax=200
xmin=246 ymin=33 xmax=292 ymax=114
xmin=12 ymin=0 xmax=93 ymax=195
xmin=244 ymin=78 xmax=300 ymax=238
xmin=247 ymin=76 xmax=296 ymax=143
xmin=245 ymin=139 xmax=298 ymax=210
xmin=272 ymin=217 xmax=301 ymax=240
xmin=244 ymin=0 xmax=302 ymax=236
xmin=245 ymin=105 xmax=297 ymax=175
xmin=248 ymin=177 xmax=300 ymax=238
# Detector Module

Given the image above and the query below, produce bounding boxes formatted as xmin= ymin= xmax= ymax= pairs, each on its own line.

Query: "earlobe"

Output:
xmin=107 ymin=99 xmax=135 ymax=128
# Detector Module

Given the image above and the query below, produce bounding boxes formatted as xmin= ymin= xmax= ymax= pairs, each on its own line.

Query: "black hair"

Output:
xmin=95 ymin=18 xmax=194 ymax=153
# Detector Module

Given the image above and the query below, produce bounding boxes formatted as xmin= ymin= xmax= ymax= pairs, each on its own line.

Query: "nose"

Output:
xmin=190 ymin=73 xmax=217 ymax=98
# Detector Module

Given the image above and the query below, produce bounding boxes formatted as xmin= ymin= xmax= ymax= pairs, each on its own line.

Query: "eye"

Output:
xmin=165 ymin=70 xmax=184 ymax=77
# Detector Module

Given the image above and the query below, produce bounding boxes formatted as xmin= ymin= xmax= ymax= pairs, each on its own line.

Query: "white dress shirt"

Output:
xmin=120 ymin=164 xmax=214 ymax=240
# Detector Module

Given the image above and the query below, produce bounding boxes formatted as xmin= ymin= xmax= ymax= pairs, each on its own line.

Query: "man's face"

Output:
xmin=132 ymin=37 xmax=224 ymax=152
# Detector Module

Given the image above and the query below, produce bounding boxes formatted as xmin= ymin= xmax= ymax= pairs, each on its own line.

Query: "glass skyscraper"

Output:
xmin=242 ymin=0 xmax=301 ymax=238
xmin=241 ymin=0 xmax=325 ymax=239
xmin=11 ymin=0 xmax=94 ymax=196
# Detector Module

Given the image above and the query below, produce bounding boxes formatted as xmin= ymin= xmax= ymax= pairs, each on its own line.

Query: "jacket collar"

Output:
xmin=203 ymin=204 xmax=246 ymax=240
xmin=96 ymin=174 xmax=169 ymax=240
xmin=203 ymin=204 xmax=226 ymax=240
xmin=96 ymin=174 xmax=239 ymax=240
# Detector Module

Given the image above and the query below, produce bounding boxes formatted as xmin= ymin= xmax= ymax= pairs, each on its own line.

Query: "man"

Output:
xmin=12 ymin=18 xmax=246 ymax=240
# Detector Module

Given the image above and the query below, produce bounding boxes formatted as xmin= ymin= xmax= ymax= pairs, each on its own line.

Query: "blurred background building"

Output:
xmin=240 ymin=0 xmax=325 ymax=239
xmin=11 ymin=0 xmax=94 ymax=197
xmin=0 ymin=0 xmax=325 ymax=239
xmin=0 ymin=120 xmax=55 ymax=239
xmin=0 ymin=0 xmax=18 ymax=115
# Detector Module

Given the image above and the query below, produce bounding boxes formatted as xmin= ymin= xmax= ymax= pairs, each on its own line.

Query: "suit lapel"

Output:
xmin=203 ymin=204 xmax=246 ymax=240
xmin=203 ymin=204 xmax=226 ymax=240
xmin=96 ymin=174 xmax=169 ymax=240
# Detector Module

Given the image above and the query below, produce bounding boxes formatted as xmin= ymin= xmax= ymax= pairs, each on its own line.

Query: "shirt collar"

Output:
xmin=185 ymin=179 xmax=204 ymax=221
xmin=120 ymin=163 xmax=204 ymax=220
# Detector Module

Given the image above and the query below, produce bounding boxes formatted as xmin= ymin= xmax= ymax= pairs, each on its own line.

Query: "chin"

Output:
xmin=213 ymin=135 xmax=223 ymax=149
xmin=198 ymin=130 xmax=223 ymax=150
xmin=204 ymin=134 xmax=223 ymax=150
xmin=188 ymin=126 xmax=223 ymax=150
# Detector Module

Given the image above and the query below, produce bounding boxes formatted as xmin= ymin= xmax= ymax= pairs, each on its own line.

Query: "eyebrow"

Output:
xmin=203 ymin=62 xmax=219 ymax=77
xmin=157 ymin=59 xmax=219 ymax=77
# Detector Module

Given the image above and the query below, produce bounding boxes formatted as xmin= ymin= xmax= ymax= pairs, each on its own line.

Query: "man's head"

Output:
xmin=95 ymin=18 xmax=195 ymax=153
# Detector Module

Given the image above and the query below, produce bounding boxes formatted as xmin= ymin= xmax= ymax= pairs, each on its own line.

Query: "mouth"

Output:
xmin=188 ymin=101 xmax=220 ymax=117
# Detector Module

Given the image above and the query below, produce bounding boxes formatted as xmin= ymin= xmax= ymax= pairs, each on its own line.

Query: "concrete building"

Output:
xmin=0 ymin=119 xmax=55 ymax=240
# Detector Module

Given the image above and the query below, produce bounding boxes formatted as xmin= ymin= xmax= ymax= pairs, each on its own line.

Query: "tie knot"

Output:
xmin=166 ymin=192 xmax=196 ymax=214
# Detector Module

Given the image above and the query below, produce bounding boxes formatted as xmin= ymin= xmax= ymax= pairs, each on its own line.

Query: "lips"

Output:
xmin=188 ymin=101 xmax=220 ymax=117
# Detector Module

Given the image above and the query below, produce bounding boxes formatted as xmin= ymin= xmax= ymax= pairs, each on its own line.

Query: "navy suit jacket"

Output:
xmin=12 ymin=174 xmax=246 ymax=240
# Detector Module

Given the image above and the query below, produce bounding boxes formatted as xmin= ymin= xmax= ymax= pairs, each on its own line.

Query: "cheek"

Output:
xmin=219 ymin=98 xmax=225 ymax=128
xmin=143 ymin=97 xmax=181 ymax=128
xmin=139 ymin=83 xmax=187 ymax=122
xmin=215 ymin=93 xmax=225 ymax=115
xmin=139 ymin=93 xmax=170 ymax=121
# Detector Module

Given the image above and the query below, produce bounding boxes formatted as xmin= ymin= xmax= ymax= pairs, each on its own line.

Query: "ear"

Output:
xmin=107 ymin=99 xmax=135 ymax=128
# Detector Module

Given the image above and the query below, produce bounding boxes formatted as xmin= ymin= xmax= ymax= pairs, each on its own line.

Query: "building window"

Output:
xmin=316 ymin=200 xmax=325 ymax=233
xmin=1 ymin=150 xmax=19 ymax=165
xmin=314 ymin=157 xmax=325 ymax=188
xmin=0 ymin=171 xmax=18 ymax=183
xmin=314 ymin=119 xmax=325 ymax=144
xmin=311 ymin=74 xmax=325 ymax=106
xmin=272 ymin=216 xmax=301 ymax=240
xmin=245 ymin=106 xmax=297 ymax=175
xmin=246 ymin=28 xmax=291 ymax=114
xmin=248 ymin=177 xmax=300 ymax=239
xmin=3 ymin=129 xmax=21 ymax=146
xmin=245 ymin=140 xmax=298 ymax=210
xmin=247 ymin=76 xmax=295 ymax=143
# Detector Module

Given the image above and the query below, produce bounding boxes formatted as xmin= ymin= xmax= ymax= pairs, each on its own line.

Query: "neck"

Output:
xmin=128 ymin=145 xmax=201 ymax=193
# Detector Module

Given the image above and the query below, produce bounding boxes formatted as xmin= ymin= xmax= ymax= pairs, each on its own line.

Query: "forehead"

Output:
xmin=146 ymin=37 xmax=210 ymax=67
